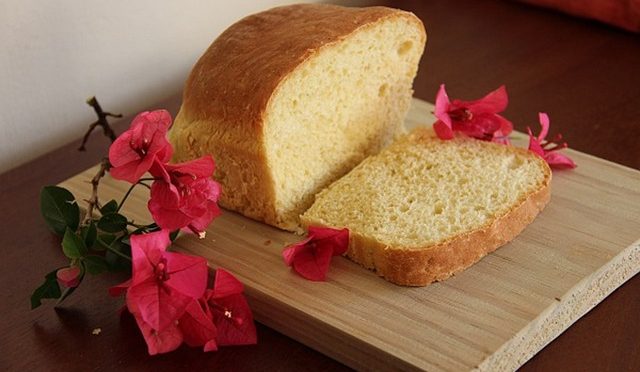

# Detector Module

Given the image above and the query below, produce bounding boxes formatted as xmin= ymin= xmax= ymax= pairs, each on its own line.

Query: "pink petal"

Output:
xmin=434 ymin=84 xmax=452 ymax=128
xmin=211 ymin=294 xmax=257 ymax=346
xmin=457 ymin=113 xmax=502 ymax=139
xmin=433 ymin=120 xmax=454 ymax=140
xmin=495 ymin=114 xmax=513 ymax=136
xmin=146 ymin=131 xmax=173 ymax=164
xmin=211 ymin=269 xmax=244 ymax=298
xmin=204 ymin=340 xmax=219 ymax=352
xmin=156 ymin=143 xmax=174 ymax=164
xmin=187 ymin=201 xmax=221 ymax=233
xmin=56 ymin=266 xmax=81 ymax=288
xmin=149 ymin=159 xmax=171 ymax=182
xmin=148 ymin=182 xmax=193 ymax=231
xmin=163 ymin=251 xmax=209 ymax=299
xmin=291 ymin=242 xmax=334 ymax=281
xmin=182 ymin=179 xmax=222 ymax=233
xmin=108 ymin=132 xmax=139 ymax=167
xmin=282 ymin=237 xmax=313 ymax=266
xmin=149 ymin=180 xmax=181 ymax=208
xmin=131 ymin=230 xmax=170 ymax=258
xmin=544 ymin=152 xmax=577 ymax=169
xmin=165 ymin=156 xmax=215 ymax=180
xmin=179 ymin=299 xmax=217 ymax=349
xmin=109 ymin=278 xmax=132 ymax=297
xmin=132 ymin=311 xmax=183 ymax=355
xmin=309 ymin=226 xmax=349 ymax=256
xmin=465 ymin=85 xmax=509 ymax=114
xmin=538 ymin=113 xmax=550 ymax=141
xmin=134 ymin=110 xmax=173 ymax=132
xmin=109 ymin=154 xmax=156 ymax=183
xmin=127 ymin=280 xmax=192 ymax=331
xmin=527 ymin=128 xmax=546 ymax=157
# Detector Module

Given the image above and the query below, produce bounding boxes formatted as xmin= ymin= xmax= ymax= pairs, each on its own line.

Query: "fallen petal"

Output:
xmin=433 ymin=120 xmax=454 ymax=140
xmin=465 ymin=85 xmax=509 ymax=114
xmin=434 ymin=84 xmax=453 ymax=128
xmin=544 ymin=151 xmax=577 ymax=169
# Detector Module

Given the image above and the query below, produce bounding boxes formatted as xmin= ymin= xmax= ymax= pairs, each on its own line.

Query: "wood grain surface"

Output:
xmin=1 ymin=0 xmax=640 ymax=371
xmin=57 ymin=99 xmax=640 ymax=371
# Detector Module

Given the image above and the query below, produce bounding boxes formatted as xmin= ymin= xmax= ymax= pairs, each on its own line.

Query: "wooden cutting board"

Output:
xmin=60 ymin=99 xmax=640 ymax=371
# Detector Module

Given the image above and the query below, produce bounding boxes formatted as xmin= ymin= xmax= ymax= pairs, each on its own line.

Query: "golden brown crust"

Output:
xmin=170 ymin=4 xmax=425 ymax=231
xmin=302 ymin=147 xmax=552 ymax=286
xmin=180 ymin=4 xmax=418 ymax=132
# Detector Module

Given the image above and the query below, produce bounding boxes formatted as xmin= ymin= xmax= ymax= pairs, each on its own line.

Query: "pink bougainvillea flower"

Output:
xmin=56 ymin=266 xmax=81 ymax=288
xmin=433 ymin=84 xmax=513 ymax=143
xmin=148 ymin=156 xmax=221 ymax=236
xmin=527 ymin=113 xmax=576 ymax=170
xmin=109 ymin=110 xmax=173 ymax=183
xmin=282 ymin=226 xmax=349 ymax=281
xmin=111 ymin=230 xmax=209 ymax=334
xmin=204 ymin=269 xmax=257 ymax=346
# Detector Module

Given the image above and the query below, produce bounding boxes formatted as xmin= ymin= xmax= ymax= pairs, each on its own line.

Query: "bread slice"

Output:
xmin=301 ymin=127 xmax=551 ymax=286
xmin=169 ymin=4 xmax=426 ymax=232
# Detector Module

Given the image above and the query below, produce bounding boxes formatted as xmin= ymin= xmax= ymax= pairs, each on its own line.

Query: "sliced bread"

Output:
xmin=169 ymin=4 xmax=426 ymax=232
xmin=301 ymin=127 xmax=551 ymax=286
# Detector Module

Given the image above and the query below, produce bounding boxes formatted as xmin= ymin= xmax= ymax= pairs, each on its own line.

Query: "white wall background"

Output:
xmin=0 ymin=0 xmax=317 ymax=173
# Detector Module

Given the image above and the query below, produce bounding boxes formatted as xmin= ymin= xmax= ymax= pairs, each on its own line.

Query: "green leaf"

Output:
xmin=105 ymin=238 xmax=132 ymax=273
xmin=81 ymin=221 xmax=97 ymax=249
xmin=97 ymin=213 xmax=128 ymax=233
xmin=100 ymin=199 xmax=118 ymax=215
xmin=30 ymin=269 xmax=62 ymax=309
xmin=83 ymin=255 xmax=108 ymax=275
xmin=169 ymin=229 xmax=180 ymax=242
xmin=62 ymin=227 xmax=87 ymax=259
xmin=94 ymin=233 xmax=116 ymax=251
xmin=40 ymin=186 xmax=80 ymax=235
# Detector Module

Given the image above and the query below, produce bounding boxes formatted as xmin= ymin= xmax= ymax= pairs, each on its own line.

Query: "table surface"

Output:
xmin=1 ymin=0 xmax=639 ymax=371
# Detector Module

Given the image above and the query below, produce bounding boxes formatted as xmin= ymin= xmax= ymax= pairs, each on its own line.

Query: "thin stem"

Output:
xmin=127 ymin=221 xmax=145 ymax=229
xmin=116 ymin=183 xmax=138 ymax=213
xmin=96 ymin=237 xmax=131 ymax=261
xmin=116 ymin=179 xmax=152 ymax=213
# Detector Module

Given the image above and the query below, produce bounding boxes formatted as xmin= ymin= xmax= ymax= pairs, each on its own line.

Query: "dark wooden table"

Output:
xmin=1 ymin=1 xmax=639 ymax=370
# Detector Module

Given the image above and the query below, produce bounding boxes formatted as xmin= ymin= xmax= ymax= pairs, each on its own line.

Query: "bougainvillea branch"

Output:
xmin=81 ymin=157 xmax=110 ymax=226
xmin=79 ymin=96 xmax=122 ymax=151
xmin=33 ymin=103 xmax=255 ymax=355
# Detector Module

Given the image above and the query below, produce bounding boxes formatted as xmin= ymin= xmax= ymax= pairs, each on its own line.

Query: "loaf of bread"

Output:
xmin=301 ymin=127 xmax=551 ymax=286
xmin=169 ymin=4 xmax=426 ymax=232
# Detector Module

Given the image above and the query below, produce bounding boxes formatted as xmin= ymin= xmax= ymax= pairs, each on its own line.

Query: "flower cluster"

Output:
xmin=433 ymin=85 xmax=576 ymax=169
xmin=33 ymin=109 xmax=256 ymax=356
xmin=109 ymin=110 xmax=221 ymax=236
xmin=110 ymin=231 xmax=256 ymax=354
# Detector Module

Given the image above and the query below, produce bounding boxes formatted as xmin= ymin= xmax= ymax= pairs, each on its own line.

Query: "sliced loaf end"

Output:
xmin=263 ymin=9 xmax=426 ymax=231
xmin=301 ymin=127 xmax=551 ymax=286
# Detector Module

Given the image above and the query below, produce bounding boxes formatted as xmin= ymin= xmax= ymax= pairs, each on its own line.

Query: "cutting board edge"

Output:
xmin=477 ymin=238 xmax=640 ymax=371
xmin=241 ymin=282 xmax=426 ymax=371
